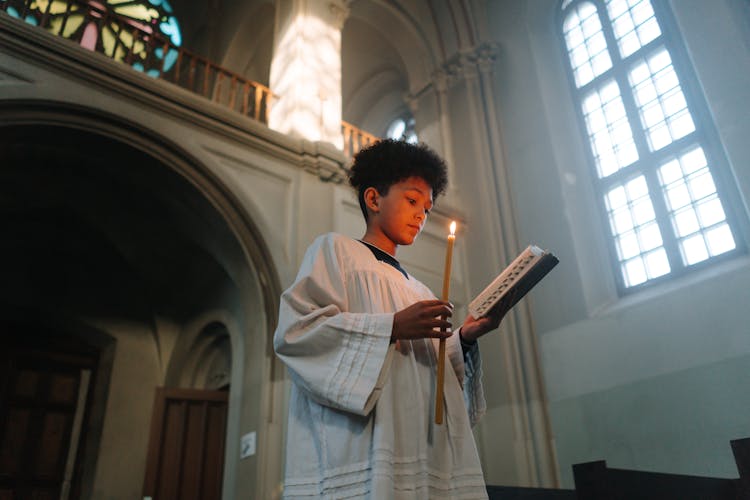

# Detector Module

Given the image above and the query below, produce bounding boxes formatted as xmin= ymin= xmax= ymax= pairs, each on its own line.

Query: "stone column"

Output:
xmin=268 ymin=0 xmax=349 ymax=149
xmin=424 ymin=43 xmax=561 ymax=488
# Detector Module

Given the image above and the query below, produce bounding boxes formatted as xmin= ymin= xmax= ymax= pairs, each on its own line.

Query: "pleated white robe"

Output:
xmin=274 ymin=233 xmax=488 ymax=499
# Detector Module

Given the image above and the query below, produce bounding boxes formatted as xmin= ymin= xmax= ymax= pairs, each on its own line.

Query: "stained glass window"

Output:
xmin=2 ymin=0 xmax=182 ymax=76
xmin=560 ymin=0 xmax=743 ymax=291
xmin=386 ymin=116 xmax=418 ymax=144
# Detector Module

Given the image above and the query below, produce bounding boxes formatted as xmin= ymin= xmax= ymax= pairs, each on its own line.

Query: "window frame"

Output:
xmin=557 ymin=0 xmax=747 ymax=294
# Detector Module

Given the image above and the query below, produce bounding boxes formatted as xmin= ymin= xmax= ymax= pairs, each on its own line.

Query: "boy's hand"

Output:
xmin=392 ymin=300 xmax=453 ymax=341
xmin=459 ymin=290 xmax=517 ymax=343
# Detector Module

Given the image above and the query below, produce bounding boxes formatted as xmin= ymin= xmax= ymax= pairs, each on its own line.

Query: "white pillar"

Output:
xmin=268 ymin=0 xmax=348 ymax=149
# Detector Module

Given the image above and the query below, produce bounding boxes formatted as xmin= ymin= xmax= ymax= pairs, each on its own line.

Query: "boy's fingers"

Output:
xmin=417 ymin=305 xmax=452 ymax=319
xmin=426 ymin=304 xmax=453 ymax=317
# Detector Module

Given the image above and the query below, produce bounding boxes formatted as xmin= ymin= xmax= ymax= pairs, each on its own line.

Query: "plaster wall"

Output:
xmin=486 ymin=0 xmax=750 ymax=487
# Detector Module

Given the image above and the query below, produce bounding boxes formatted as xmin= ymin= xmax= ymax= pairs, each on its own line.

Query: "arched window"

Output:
xmin=560 ymin=0 xmax=745 ymax=290
xmin=386 ymin=115 xmax=418 ymax=144
xmin=2 ymin=0 xmax=182 ymax=76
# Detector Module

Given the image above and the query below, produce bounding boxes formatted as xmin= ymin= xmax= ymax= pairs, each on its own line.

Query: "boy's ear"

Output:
xmin=363 ymin=187 xmax=380 ymax=213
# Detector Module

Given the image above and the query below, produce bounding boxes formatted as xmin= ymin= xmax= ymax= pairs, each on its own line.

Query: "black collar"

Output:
xmin=359 ymin=241 xmax=409 ymax=280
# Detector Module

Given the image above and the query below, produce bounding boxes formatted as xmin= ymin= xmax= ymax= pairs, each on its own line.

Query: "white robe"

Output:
xmin=274 ymin=233 xmax=488 ymax=499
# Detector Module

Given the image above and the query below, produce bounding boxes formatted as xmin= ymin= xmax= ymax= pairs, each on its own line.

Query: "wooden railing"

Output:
xmin=1 ymin=0 xmax=381 ymax=155
xmin=1 ymin=0 xmax=274 ymax=123
xmin=342 ymin=120 xmax=380 ymax=159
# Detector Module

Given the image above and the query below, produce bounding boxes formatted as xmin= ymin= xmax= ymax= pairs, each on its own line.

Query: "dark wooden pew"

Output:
xmin=573 ymin=437 xmax=750 ymax=500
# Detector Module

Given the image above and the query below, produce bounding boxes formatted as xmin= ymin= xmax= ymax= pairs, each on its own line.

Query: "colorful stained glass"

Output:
xmin=2 ymin=0 xmax=182 ymax=76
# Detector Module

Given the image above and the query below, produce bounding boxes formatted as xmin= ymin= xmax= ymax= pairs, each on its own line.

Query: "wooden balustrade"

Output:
xmin=342 ymin=120 xmax=380 ymax=159
xmin=1 ymin=0 xmax=274 ymax=124
xmin=2 ymin=0 xmax=381 ymax=157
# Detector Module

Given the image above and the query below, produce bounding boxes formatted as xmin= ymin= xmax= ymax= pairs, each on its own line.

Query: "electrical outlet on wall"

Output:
xmin=240 ymin=431 xmax=256 ymax=459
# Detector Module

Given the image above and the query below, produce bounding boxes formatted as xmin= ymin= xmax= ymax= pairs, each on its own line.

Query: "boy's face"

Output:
xmin=370 ymin=176 xmax=433 ymax=246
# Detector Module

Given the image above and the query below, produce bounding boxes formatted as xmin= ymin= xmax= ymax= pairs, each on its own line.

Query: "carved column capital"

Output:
xmin=476 ymin=42 xmax=499 ymax=75
xmin=328 ymin=0 xmax=351 ymax=30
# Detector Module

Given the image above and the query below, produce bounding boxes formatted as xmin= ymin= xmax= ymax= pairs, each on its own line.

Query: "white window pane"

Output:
xmin=632 ymin=198 xmax=656 ymax=225
xmin=566 ymin=28 xmax=585 ymax=48
xmin=583 ymin=94 xmax=602 ymax=114
xmin=705 ymin=224 xmax=736 ymax=256
xmin=645 ymin=248 xmax=670 ymax=278
xmin=620 ymin=33 xmax=641 ymax=57
xmin=638 ymin=222 xmax=663 ymax=251
xmin=608 ymin=0 xmax=628 ymax=20
xmin=631 ymin=1 xmax=653 ymax=25
xmin=580 ymin=2 xmax=597 ymax=19
xmin=590 ymin=32 xmax=607 ymax=54
xmin=613 ymin=16 xmax=635 ymax=38
xmin=598 ymin=154 xmax=619 ymax=177
xmin=624 ymin=257 xmax=648 ymax=286
xmin=623 ymin=144 xmax=640 ymax=165
xmin=600 ymin=80 xmax=619 ymax=102
xmin=642 ymin=103 xmax=664 ymax=127
xmin=630 ymin=63 xmax=650 ymax=85
xmin=654 ymin=69 xmax=679 ymax=94
xmin=592 ymin=52 xmax=613 ymax=74
xmin=617 ymin=144 xmax=639 ymax=167
xmin=668 ymin=112 xmax=695 ymax=140
xmin=626 ymin=176 xmax=649 ymax=199
xmin=681 ymin=233 xmax=709 ymax=265
xmin=576 ymin=65 xmax=595 ymax=87
xmin=666 ymin=182 xmax=691 ymax=210
xmin=618 ymin=231 xmax=641 ymax=259
xmin=604 ymin=99 xmax=626 ymax=120
xmin=673 ymin=208 xmax=700 ymax=237
xmin=696 ymin=197 xmax=726 ymax=227
xmin=649 ymin=125 xmax=672 ymax=150
xmin=635 ymin=83 xmax=658 ymax=107
xmin=612 ymin=121 xmax=633 ymax=145
xmin=658 ymin=159 xmax=682 ymax=185
xmin=688 ymin=170 xmax=716 ymax=200
xmin=588 ymin=111 xmax=607 ymax=133
xmin=582 ymin=17 xmax=601 ymax=37
xmin=612 ymin=208 xmax=635 ymax=233
xmin=607 ymin=186 xmax=628 ymax=210
xmin=594 ymin=133 xmax=613 ymax=155
xmin=648 ymin=49 xmax=671 ymax=73
xmin=662 ymin=91 xmax=687 ymax=116
xmin=636 ymin=18 xmax=661 ymax=46
xmin=572 ymin=46 xmax=589 ymax=67
xmin=681 ymin=147 xmax=707 ymax=174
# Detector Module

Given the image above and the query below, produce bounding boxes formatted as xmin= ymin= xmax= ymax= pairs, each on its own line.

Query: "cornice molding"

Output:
xmin=0 ymin=15 xmax=349 ymax=184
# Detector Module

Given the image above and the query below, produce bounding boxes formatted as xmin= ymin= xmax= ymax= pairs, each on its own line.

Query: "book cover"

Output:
xmin=468 ymin=245 xmax=559 ymax=318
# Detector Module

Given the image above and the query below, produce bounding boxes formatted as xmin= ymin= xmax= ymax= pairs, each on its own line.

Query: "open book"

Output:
xmin=468 ymin=245 xmax=559 ymax=318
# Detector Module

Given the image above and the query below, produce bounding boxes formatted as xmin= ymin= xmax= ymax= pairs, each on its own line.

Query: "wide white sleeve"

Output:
xmin=273 ymin=235 xmax=394 ymax=416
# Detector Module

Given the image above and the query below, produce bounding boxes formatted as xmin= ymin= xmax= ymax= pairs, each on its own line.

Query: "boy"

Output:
xmin=274 ymin=140 xmax=508 ymax=499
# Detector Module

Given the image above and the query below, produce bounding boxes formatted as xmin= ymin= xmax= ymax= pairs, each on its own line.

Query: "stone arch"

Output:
xmin=0 ymin=99 xmax=285 ymax=499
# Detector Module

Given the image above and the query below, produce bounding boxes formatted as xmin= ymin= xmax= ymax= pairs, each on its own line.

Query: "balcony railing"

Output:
xmin=342 ymin=121 xmax=379 ymax=160
xmin=1 ymin=0 xmax=274 ymax=123
xmin=1 ymin=0 xmax=381 ymax=156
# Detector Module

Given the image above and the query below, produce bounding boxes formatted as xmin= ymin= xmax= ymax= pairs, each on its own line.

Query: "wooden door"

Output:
xmin=142 ymin=388 xmax=228 ymax=500
xmin=0 ymin=344 xmax=95 ymax=500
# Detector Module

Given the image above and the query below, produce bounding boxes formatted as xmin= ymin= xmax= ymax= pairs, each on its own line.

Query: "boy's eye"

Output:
xmin=407 ymin=198 xmax=416 ymax=205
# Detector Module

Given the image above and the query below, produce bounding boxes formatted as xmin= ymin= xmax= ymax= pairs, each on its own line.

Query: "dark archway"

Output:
xmin=0 ymin=101 xmax=284 ymax=498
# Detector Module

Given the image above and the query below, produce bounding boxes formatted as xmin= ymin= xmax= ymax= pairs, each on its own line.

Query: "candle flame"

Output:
xmin=449 ymin=221 xmax=456 ymax=235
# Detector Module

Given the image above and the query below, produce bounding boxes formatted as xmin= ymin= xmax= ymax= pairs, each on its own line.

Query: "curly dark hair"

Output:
xmin=348 ymin=139 xmax=448 ymax=220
